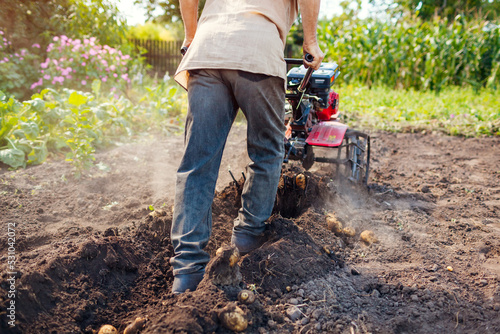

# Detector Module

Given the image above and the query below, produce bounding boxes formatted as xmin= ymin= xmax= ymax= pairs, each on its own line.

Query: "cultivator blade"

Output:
xmin=310 ymin=129 xmax=371 ymax=185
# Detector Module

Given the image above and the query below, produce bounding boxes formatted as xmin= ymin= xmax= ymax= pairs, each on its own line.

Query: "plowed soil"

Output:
xmin=1 ymin=126 xmax=499 ymax=334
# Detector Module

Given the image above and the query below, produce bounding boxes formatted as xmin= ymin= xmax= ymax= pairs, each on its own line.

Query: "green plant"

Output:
xmin=0 ymin=31 xmax=42 ymax=100
xmin=339 ymin=84 xmax=500 ymax=136
xmin=317 ymin=15 xmax=500 ymax=91
xmin=0 ymin=77 xmax=185 ymax=173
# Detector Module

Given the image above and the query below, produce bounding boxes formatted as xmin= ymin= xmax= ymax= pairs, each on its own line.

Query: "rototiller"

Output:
xmin=282 ymin=54 xmax=370 ymax=184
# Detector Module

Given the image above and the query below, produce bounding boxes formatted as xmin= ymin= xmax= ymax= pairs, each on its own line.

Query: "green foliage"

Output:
xmin=0 ymin=33 xmax=42 ymax=100
xmin=318 ymin=15 xmax=500 ymax=91
xmin=0 ymin=79 xmax=185 ymax=174
xmin=127 ymin=22 xmax=177 ymax=41
xmin=340 ymin=84 xmax=500 ymax=136
xmin=136 ymin=0 xmax=206 ymax=23
xmin=0 ymin=0 xmax=129 ymax=50
xmin=376 ymin=0 xmax=500 ymax=21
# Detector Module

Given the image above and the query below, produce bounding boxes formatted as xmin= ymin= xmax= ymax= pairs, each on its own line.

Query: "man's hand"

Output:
xmin=303 ymin=43 xmax=324 ymax=70
xmin=298 ymin=0 xmax=324 ymax=70
xmin=180 ymin=0 xmax=199 ymax=49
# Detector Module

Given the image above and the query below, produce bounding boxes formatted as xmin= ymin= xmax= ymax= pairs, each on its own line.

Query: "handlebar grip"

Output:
xmin=298 ymin=53 xmax=315 ymax=93
xmin=304 ymin=53 xmax=314 ymax=63
xmin=180 ymin=46 xmax=188 ymax=56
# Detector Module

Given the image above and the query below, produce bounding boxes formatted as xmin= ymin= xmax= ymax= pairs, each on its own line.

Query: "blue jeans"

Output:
xmin=170 ymin=69 xmax=285 ymax=275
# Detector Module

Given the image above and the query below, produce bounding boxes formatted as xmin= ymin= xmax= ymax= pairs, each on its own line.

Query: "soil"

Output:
xmin=0 ymin=126 xmax=499 ymax=334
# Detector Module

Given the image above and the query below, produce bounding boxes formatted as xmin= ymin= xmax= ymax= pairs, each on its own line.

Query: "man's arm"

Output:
xmin=179 ymin=0 xmax=199 ymax=48
xmin=298 ymin=0 xmax=324 ymax=70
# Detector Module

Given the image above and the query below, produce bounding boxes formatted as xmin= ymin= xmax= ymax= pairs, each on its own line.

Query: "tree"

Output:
xmin=135 ymin=0 xmax=206 ymax=23
xmin=370 ymin=0 xmax=500 ymax=20
xmin=0 ymin=0 xmax=128 ymax=50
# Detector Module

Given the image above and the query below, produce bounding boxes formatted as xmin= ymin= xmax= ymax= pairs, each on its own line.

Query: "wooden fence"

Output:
xmin=131 ymin=39 xmax=183 ymax=76
xmin=131 ymin=39 xmax=298 ymax=76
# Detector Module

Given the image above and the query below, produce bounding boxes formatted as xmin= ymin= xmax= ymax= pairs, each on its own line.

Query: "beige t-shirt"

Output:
xmin=174 ymin=0 xmax=298 ymax=90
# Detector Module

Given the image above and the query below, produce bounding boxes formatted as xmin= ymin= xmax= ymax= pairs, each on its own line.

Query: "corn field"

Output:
xmin=317 ymin=16 xmax=500 ymax=91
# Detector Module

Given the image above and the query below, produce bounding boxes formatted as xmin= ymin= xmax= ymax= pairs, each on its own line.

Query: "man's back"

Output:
xmin=175 ymin=0 xmax=298 ymax=89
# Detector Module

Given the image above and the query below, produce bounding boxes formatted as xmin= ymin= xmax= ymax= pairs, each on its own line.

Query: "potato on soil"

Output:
xmin=342 ymin=226 xmax=356 ymax=237
xmin=360 ymin=230 xmax=379 ymax=244
xmin=326 ymin=213 xmax=343 ymax=235
xmin=295 ymin=173 xmax=307 ymax=190
xmin=98 ymin=325 xmax=117 ymax=334
xmin=238 ymin=289 xmax=256 ymax=304
xmin=123 ymin=317 xmax=146 ymax=334
xmin=218 ymin=303 xmax=248 ymax=332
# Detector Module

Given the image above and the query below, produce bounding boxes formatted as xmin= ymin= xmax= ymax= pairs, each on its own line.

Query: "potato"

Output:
xmin=123 ymin=317 xmax=146 ymax=334
xmin=342 ymin=227 xmax=356 ymax=237
xmin=98 ymin=325 xmax=117 ymax=334
xmin=295 ymin=174 xmax=307 ymax=190
xmin=360 ymin=230 xmax=379 ymax=244
xmin=326 ymin=213 xmax=343 ymax=235
xmin=237 ymin=289 xmax=256 ymax=304
xmin=219 ymin=304 xmax=248 ymax=332
xmin=229 ymin=248 xmax=240 ymax=267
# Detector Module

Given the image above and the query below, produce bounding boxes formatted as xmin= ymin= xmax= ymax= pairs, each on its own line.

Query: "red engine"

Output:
xmin=316 ymin=91 xmax=339 ymax=121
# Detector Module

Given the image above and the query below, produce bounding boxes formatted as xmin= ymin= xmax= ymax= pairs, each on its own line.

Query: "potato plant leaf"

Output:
xmin=0 ymin=148 xmax=26 ymax=168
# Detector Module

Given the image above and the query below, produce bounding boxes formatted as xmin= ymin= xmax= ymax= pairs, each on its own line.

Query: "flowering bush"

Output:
xmin=31 ymin=35 xmax=143 ymax=93
xmin=0 ymin=30 xmax=41 ymax=99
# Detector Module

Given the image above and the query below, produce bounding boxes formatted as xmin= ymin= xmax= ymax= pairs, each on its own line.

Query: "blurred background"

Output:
xmin=0 ymin=0 xmax=499 ymax=172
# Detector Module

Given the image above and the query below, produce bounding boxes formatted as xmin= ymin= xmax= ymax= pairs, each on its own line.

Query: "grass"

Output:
xmin=338 ymin=84 xmax=500 ymax=137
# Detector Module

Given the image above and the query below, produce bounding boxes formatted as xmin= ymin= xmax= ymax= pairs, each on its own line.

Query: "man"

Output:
xmin=171 ymin=0 xmax=324 ymax=294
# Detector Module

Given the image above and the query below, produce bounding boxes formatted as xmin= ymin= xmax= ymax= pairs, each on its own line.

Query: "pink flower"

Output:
xmin=101 ymin=76 xmax=107 ymax=82
xmin=53 ymin=36 xmax=59 ymax=41
xmin=66 ymin=75 xmax=73 ymax=80
xmin=0 ymin=31 xmax=3 ymax=35
xmin=89 ymin=49 xmax=97 ymax=56
xmin=110 ymin=65 xmax=116 ymax=71
xmin=113 ymin=73 xmax=118 ymax=78
xmin=121 ymin=73 xmax=128 ymax=80
xmin=81 ymin=80 xmax=87 ymax=85
xmin=32 ymin=43 xmax=40 ymax=48
xmin=40 ymin=62 xmax=48 ymax=69
xmin=81 ymin=62 xmax=86 ymax=66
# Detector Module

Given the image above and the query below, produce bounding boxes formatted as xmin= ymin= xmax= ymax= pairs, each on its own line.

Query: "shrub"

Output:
xmin=0 ymin=31 xmax=42 ymax=100
xmin=31 ymin=35 xmax=144 ymax=94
